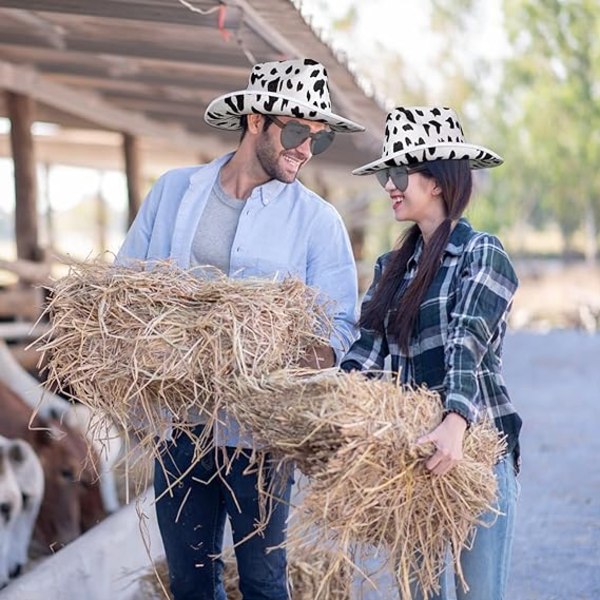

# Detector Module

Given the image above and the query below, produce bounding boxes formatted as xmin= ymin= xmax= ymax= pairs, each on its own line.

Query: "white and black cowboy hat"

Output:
xmin=204 ymin=58 xmax=364 ymax=133
xmin=352 ymin=106 xmax=502 ymax=175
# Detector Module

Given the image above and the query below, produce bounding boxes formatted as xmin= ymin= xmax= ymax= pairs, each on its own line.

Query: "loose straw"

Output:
xmin=228 ymin=370 xmax=505 ymax=599
xmin=37 ymin=261 xmax=332 ymax=495
xmin=37 ymin=262 xmax=505 ymax=599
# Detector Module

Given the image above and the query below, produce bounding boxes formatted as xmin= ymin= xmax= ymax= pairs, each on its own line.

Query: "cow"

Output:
xmin=0 ymin=340 xmax=122 ymax=514
xmin=3 ymin=436 xmax=44 ymax=578
xmin=0 ymin=380 xmax=106 ymax=558
xmin=0 ymin=438 xmax=22 ymax=588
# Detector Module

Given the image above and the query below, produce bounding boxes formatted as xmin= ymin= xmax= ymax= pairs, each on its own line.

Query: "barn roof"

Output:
xmin=0 ymin=0 xmax=387 ymax=172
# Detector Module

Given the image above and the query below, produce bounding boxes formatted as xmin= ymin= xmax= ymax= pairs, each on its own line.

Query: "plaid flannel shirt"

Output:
xmin=341 ymin=218 xmax=522 ymax=463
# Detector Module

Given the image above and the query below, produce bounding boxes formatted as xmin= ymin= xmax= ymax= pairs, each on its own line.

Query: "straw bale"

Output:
xmin=228 ymin=371 xmax=505 ymax=599
xmin=36 ymin=262 xmax=506 ymax=598
xmin=36 ymin=261 xmax=332 ymax=492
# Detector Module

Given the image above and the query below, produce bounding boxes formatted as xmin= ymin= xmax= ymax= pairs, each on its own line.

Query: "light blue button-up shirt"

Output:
xmin=117 ymin=152 xmax=358 ymax=446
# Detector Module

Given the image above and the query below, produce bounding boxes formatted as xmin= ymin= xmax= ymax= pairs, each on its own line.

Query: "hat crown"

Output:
xmin=204 ymin=58 xmax=364 ymax=133
xmin=382 ymin=107 xmax=466 ymax=159
xmin=245 ymin=59 xmax=332 ymax=113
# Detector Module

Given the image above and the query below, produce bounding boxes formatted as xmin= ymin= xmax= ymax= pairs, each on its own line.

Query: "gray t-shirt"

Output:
xmin=190 ymin=174 xmax=245 ymax=275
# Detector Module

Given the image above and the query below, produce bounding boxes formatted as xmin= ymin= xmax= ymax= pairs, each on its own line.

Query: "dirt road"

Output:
xmin=504 ymin=330 xmax=600 ymax=600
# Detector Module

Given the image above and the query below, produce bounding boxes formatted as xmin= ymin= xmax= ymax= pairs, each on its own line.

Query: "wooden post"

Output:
xmin=123 ymin=133 xmax=142 ymax=227
xmin=7 ymin=92 xmax=41 ymax=262
xmin=42 ymin=162 xmax=54 ymax=250
xmin=96 ymin=173 xmax=107 ymax=253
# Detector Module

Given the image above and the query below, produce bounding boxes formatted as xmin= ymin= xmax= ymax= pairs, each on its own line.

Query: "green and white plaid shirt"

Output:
xmin=341 ymin=218 xmax=522 ymax=464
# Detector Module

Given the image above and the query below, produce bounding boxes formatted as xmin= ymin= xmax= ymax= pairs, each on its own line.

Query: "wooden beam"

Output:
xmin=0 ymin=1 xmax=243 ymax=29
xmin=0 ymin=286 xmax=44 ymax=320
xmin=0 ymin=321 xmax=50 ymax=340
xmin=0 ymin=31 xmax=241 ymax=67
xmin=0 ymin=60 xmax=209 ymax=151
xmin=0 ymin=43 xmax=250 ymax=82
xmin=0 ymin=258 xmax=51 ymax=285
xmin=7 ymin=92 xmax=41 ymax=262
xmin=123 ymin=134 xmax=142 ymax=227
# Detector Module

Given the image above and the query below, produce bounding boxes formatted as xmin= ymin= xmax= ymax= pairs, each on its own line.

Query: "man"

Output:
xmin=117 ymin=58 xmax=363 ymax=599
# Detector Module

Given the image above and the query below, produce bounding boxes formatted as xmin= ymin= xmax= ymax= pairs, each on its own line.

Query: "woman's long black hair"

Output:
xmin=359 ymin=159 xmax=473 ymax=351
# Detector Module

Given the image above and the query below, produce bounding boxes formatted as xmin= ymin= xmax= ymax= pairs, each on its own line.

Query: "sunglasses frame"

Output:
xmin=265 ymin=115 xmax=335 ymax=155
xmin=375 ymin=164 xmax=430 ymax=191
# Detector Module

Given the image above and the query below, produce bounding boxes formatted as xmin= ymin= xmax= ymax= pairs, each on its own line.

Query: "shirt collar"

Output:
xmin=406 ymin=218 xmax=473 ymax=269
xmin=189 ymin=152 xmax=289 ymax=206
xmin=258 ymin=178 xmax=287 ymax=205
xmin=444 ymin=218 xmax=473 ymax=256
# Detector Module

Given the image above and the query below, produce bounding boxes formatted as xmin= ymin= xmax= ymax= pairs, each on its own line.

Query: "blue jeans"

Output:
xmin=412 ymin=453 xmax=519 ymax=600
xmin=154 ymin=428 xmax=293 ymax=600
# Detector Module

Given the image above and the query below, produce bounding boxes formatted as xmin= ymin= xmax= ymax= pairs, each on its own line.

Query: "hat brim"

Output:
xmin=204 ymin=91 xmax=365 ymax=133
xmin=352 ymin=143 xmax=503 ymax=175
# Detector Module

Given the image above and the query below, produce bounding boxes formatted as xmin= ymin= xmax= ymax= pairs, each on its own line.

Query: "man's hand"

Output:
xmin=297 ymin=345 xmax=335 ymax=370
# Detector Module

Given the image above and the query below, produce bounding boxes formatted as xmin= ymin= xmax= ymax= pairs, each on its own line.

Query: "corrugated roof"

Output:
xmin=0 ymin=0 xmax=386 ymax=171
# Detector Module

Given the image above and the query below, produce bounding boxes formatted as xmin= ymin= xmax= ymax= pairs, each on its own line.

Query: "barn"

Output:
xmin=0 ymin=0 xmax=386 ymax=597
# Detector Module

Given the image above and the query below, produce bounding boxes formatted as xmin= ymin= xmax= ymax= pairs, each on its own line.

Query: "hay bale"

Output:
xmin=37 ymin=262 xmax=505 ymax=598
xmin=229 ymin=371 xmax=505 ymax=599
xmin=37 ymin=262 xmax=332 ymax=491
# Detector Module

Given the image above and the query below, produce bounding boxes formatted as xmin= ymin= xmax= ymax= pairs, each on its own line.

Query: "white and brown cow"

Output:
xmin=3 ymin=436 xmax=44 ymax=578
xmin=0 ymin=437 xmax=22 ymax=588
xmin=0 ymin=380 xmax=106 ymax=558
xmin=0 ymin=341 xmax=122 ymax=514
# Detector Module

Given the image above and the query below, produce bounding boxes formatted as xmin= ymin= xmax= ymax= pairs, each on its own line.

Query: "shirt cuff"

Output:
xmin=444 ymin=395 xmax=478 ymax=425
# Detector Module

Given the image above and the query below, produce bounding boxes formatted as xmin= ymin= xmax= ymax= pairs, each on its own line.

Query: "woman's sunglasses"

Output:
xmin=375 ymin=164 xmax=429 ymax=191
xmin=265 ymin=115 xmax=335 ymax=156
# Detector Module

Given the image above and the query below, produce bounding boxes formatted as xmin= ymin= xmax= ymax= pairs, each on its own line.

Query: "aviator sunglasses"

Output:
xmin=375 ymin=164 xmax=429 ymax=191
xmin=265 ymin=115 xmax=335 ymax=155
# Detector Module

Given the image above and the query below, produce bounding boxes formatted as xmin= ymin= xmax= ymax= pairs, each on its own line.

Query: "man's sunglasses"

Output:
xmin=375 ymin=164 xmax=429 ymax=191
xmin=265 ymin=115 xmax=335 ymax=156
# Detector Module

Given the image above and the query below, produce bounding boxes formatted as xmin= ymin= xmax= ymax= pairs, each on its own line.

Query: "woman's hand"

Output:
xmin=416 ymin=412 xmax=468 ymax=475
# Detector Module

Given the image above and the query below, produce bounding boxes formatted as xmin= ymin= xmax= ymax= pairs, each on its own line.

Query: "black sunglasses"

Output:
xmin=265 ymin=115 xmax=335 ymax=156
xmin=375 ymin=164 xmax=429 ymax=191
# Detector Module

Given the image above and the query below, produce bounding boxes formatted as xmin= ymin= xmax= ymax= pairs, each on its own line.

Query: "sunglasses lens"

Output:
xmin=375 ymin=170 xmax=389 ymax=187
xmin=278 ymin=120 xmax=334 ymax=155
xmin=389 ymin=167 xmax=409 ymax=191
xmin=311 ymin=130 xmax=335 ymax=155
xmin=280 ymin=121 xmax=310 ymax=150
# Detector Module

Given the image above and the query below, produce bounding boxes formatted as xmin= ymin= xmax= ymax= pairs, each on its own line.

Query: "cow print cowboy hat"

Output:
xmin=352 ymin=106 xmax=502 ymax=175
xmin=204 ymin=58 xmax=364 ymax=133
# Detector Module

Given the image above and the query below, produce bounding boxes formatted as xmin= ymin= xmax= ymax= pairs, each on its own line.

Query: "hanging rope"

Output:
xmin=176 ymin=0 xmax=221 ymax=16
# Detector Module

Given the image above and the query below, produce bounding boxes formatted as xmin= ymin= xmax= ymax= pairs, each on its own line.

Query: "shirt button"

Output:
xmin=236 ymin=247 xmax=240 ymax=252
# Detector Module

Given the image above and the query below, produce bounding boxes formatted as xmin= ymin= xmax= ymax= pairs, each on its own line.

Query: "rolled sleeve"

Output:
xmin=444 ymin=235 xmax=518 ymax=422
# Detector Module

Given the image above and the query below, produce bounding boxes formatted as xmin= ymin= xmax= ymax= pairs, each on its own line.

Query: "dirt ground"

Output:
xmin=503 ymin=330 xmax=600 ymax=600
xmin=510 ymin=260 xmax=600 ymax=332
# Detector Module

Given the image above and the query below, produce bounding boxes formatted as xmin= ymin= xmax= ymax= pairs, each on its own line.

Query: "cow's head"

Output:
xmin=28 ymin=418 xmax=106 ymax=556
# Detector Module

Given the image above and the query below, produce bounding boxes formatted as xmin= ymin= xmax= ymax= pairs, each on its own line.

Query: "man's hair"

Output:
xmin=239 ymin=114 xmax=273 ymax=142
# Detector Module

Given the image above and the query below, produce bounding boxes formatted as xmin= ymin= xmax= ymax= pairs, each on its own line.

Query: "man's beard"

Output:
xmin=255 ymin=133 xmax=303 ymax=183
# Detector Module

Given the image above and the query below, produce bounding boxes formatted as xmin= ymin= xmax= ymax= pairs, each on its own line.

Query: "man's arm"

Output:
xmin=305 ymin=205 xmax=359 ymax=367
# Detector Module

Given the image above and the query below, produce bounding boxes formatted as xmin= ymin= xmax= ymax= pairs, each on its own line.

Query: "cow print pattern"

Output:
xmin=205 ymin=59 xmax=363 ymax=133
xmin=353 ymin=106 xmax=502 ymax=175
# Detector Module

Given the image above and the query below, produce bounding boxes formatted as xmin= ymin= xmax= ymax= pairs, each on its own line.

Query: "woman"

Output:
xmin=341 ymin=106 xmax=522 ymax=599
